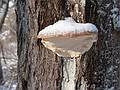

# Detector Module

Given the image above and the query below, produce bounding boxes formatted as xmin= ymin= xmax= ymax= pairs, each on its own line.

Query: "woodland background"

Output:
xmin=0 ymin=0 xmax=120 ymax=90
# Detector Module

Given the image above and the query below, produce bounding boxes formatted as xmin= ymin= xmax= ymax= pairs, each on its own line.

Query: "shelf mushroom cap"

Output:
xmin=37 ymin=17 xmax=98 ymax=57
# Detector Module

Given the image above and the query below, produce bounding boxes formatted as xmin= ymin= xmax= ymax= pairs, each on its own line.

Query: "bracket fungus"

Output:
xmin=37 ymin=17 xmax=98 ymax=57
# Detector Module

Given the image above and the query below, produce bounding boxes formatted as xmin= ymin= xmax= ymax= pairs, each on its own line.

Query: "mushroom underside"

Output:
xmin=41 ymin=34 xmax=97 ymax=57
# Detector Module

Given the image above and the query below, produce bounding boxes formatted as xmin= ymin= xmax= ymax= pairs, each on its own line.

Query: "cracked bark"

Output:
xmin=84 ymin=0 xmax=120 ymax=90
xmin=16 ymin=0 xmax=120 ymax=90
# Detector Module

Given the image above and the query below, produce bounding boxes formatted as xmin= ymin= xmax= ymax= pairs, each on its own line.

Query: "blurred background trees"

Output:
xmin=0 ymin=0 xmax=119 ymax=90
xmin=0 ymin=0 xmax=17 ymax=90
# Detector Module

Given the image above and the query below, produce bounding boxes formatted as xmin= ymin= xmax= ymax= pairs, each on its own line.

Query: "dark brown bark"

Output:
xmin=83 ymin=0 xmax=120 ymax=90
xmin=16 ymin=0 xmax=67 ymax=90
xmin=16 ymin=0 xmax=120 ymax=90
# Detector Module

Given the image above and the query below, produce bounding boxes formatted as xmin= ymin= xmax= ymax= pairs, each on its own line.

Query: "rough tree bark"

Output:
xmin=84 ymin=0 xmax=120 ymax=89
xmin=16 ymin=0 xmax=120 ymax=90
xmin=16 ymin=0 xmax=69 ymax=90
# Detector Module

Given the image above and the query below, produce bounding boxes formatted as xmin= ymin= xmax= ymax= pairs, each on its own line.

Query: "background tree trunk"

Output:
xmin=0 ymin=0 xmax=10 ymax=85
xmin=16 ymin=0 xmax=120 ymax=90
xmin=0 ymin=59 xmax=3 ymax=85
xmin=84 ymin=0 xmax=120 ymax=89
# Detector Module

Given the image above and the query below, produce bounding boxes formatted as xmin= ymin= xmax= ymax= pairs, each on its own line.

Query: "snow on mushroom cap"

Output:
xmin=37 ymin=17 xmax=98 ymax=39
xmin=37 ymin=17 xmax=98 ymax=57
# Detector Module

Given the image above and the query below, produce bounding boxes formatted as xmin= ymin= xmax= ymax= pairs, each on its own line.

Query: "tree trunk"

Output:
xmin=16 ymin=0 xmax=120 ymax=90
xmin=84 ymin=0 xmax=120 ymax=89
xmin=0 ymin=59 xmax=3 ymax=85
xmin=0 ymin=0 xmax=9 ymax=32
xmin=0 ymin=0 xmax=10 ymax=85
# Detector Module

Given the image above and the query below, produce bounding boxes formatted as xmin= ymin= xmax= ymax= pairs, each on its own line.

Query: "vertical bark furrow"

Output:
xmin=16 ymin=0 xmax=30 ymax=90
xmin=84 ymin=0 xmax=120 ymax=90
xmin=17 ymin=0 xmax=69 ymax=90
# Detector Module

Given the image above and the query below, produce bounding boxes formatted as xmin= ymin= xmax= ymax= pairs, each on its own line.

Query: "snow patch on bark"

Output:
xmin=61 ymin=58 xmax=76 ymax=90
xmin=0 ymin=30 xmax=11 ymax=40
xmin=110 ymin=7 xmax=120 ymax=29
xmin=80 ymin=77 xmax=87 ymax=90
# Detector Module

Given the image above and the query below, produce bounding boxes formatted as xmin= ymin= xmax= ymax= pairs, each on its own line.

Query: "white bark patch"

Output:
xmin=80 ymin=0 xmax=85 ymax=8
xmin=97 ymin=10 xmax=107 ymax=16
xmin=80 ymin=77 xmax=87 ymax=90
xmin=74 ymin=4 xmax=79 ymax=14
xmin=110 ymin=7 xmax=120 ymax=29
xmin=61 ymin=58 xmax=76 ymax=90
